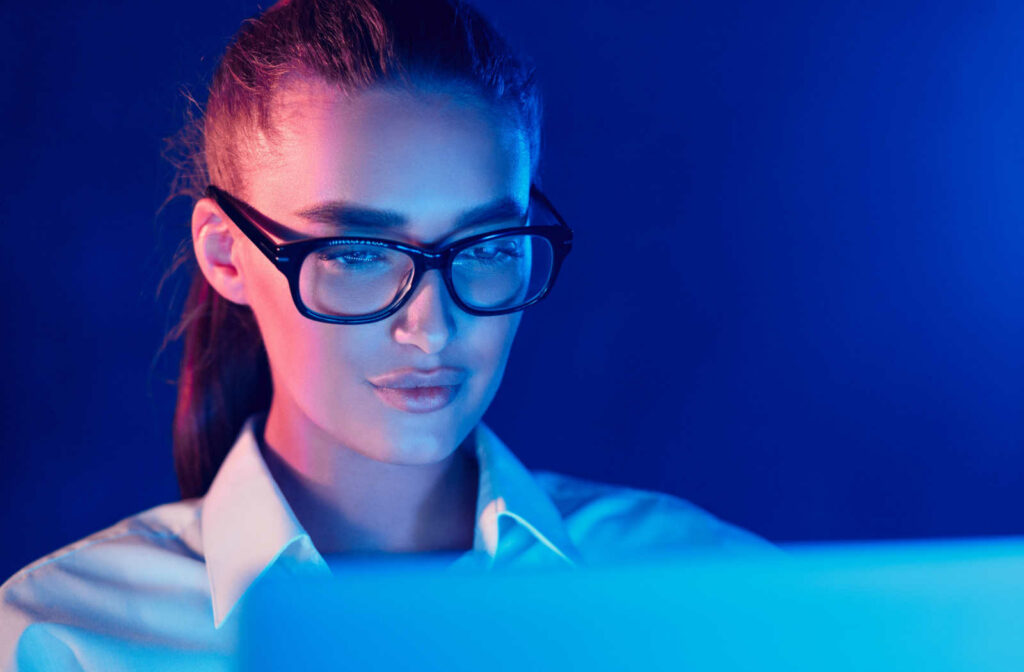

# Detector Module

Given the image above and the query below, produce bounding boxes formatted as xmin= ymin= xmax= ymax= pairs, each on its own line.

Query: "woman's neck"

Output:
xmin=258 ymin=404 xmax=479 ymax=557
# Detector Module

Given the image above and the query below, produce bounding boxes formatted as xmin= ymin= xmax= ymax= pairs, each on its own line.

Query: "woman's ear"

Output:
xmin=191 ymin=197 xmax=250 ymax=305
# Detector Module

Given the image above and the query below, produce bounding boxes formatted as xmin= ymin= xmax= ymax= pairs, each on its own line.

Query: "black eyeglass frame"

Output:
xmin=204 ymin=184 xmax=574 ymax=325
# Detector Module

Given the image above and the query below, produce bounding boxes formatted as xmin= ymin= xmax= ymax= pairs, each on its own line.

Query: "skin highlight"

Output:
xmin=191 ymin=80 xmax=531 ymax=555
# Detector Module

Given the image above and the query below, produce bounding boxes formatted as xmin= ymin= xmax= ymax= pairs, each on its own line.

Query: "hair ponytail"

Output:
xmin=169 ymin=273 xmax=271 ymax=499
xmin=166 ymin=0 xmax=541 ymax=498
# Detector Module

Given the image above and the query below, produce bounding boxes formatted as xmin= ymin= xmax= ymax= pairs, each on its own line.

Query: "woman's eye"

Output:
xmin=464 ymin=240 xmax=522 ymax=263
xmin=341 ymin=251 xmax=380 ymax=264
xmin=317 ymin=247 xmax=387 ymax=268
xmin=323 ymin=250 xmax=376 ymax=264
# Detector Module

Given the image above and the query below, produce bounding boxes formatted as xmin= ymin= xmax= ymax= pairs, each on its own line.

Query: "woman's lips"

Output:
xmin=367 ymin=367 xmax=467 ymax=413
xmin=370 ymin=383 xmax=461 ymax=413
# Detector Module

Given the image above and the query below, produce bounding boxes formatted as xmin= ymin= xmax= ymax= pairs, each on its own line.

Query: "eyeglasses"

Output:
xmin=205 ymin=184 xmax=573 ymax=325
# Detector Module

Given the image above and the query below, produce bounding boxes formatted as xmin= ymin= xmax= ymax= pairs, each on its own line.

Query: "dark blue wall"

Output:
xmin=3 ymin=0 xmax=1023 ymax=581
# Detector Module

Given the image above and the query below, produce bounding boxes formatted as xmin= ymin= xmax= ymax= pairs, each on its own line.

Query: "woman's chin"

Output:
xmin=332 ymin=417 xmax=461 ymax=465
xmin=372 ymin=434 xmax=461 ymax=465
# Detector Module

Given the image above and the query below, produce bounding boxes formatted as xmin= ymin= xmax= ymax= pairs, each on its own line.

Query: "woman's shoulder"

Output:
xmin=0 ymin=499 xmax=208 ymax=635
xmin=0 ymin=499 xmax=213 ymax=668
xmin=0 ymin=496 xmax=243 ymax=670
xmin=3 ymin=499 xmax=204 ymax=590
xmin=530 ymin=470 xmax=775 ymax=561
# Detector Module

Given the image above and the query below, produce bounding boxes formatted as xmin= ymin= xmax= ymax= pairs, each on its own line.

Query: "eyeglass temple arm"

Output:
xmin=529 ymin=185 xmax=573 ymax=241
xmin=205 ymin=185 xmax=288 ymax=264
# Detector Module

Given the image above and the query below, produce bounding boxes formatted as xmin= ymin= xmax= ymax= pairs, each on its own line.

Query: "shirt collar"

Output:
xmin=471 ymin=423 xmax=580 ymax=567
xmin=201 ymin=416 xmax=579 ymax=629
xmin=200 ymin=416 xmax=331 ymax=628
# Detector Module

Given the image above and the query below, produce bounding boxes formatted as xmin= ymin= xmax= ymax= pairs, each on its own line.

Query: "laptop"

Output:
xmin=238 ymin=537 xmax=1024 ymax=671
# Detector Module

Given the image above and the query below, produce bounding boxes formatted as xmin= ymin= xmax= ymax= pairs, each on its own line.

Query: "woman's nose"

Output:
xmin=390 ymin=269 xmax=456 ymax=354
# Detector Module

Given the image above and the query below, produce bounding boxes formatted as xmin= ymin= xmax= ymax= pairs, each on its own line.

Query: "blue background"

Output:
xmin=2 ymin=0 xmax=1022 ymax=581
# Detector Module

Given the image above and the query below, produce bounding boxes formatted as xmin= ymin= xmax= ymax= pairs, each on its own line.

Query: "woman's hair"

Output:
xmin=166 ymin=0 xmax=542 ymax=499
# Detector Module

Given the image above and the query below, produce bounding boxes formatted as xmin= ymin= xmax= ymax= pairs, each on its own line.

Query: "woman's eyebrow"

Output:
xmin=293 ymin=202 xmax=405 ymax=229
xmin=455 ymin=197 xmax=526 ymax=228
xmin=292 ymin=196 xmax=526 ymax=232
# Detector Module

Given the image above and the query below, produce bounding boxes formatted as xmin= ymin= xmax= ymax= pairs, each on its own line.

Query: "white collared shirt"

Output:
xmin=0 ymin=417 xmax=770 ymax=671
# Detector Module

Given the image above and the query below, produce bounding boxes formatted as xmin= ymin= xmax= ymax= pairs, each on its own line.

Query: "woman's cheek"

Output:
xmin=469 ymin=314 xmax=521 ymax=394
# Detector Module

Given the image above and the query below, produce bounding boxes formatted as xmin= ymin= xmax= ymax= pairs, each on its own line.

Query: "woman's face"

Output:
xmin=210 ymin=80 xmax=531 ymax=465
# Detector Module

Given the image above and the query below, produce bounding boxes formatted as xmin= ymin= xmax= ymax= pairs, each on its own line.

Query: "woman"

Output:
xmin=0 ymin=0 xmax=768 ymax=668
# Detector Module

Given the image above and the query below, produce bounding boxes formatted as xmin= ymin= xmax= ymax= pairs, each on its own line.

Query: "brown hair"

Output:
xmin=165 ymin=0 xmax=542 ymax=499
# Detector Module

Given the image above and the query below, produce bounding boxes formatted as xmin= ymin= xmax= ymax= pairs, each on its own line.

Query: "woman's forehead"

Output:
xmin=245 ymin=81 xmax=532 ymax=235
